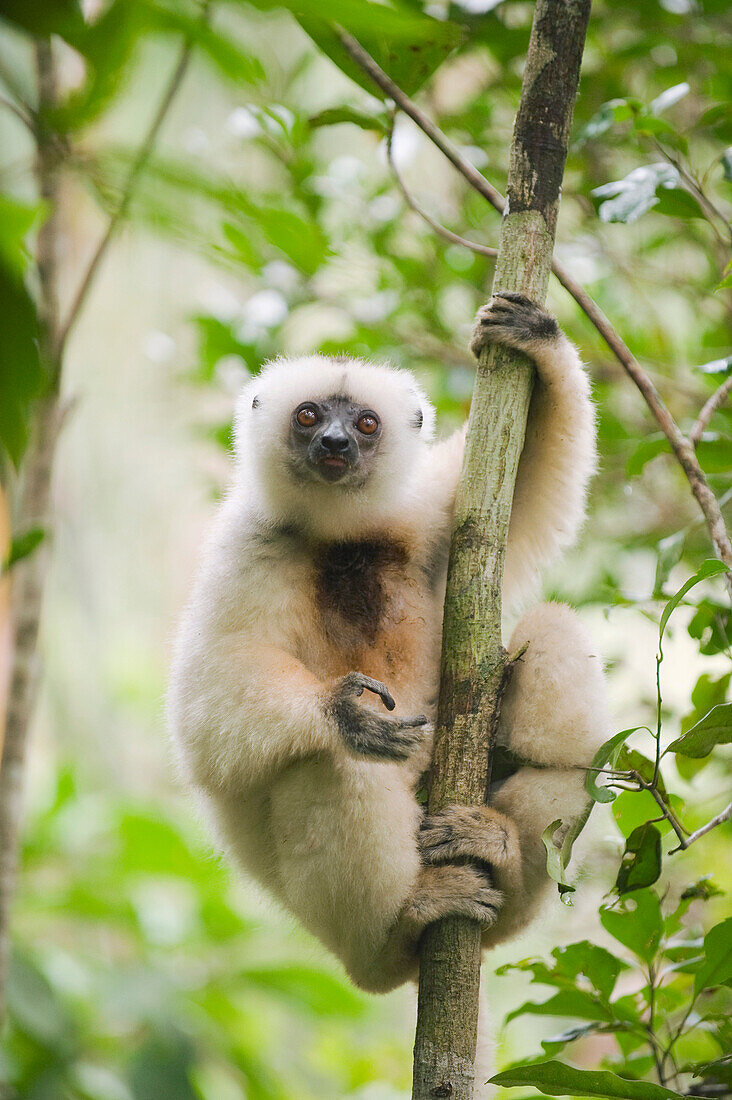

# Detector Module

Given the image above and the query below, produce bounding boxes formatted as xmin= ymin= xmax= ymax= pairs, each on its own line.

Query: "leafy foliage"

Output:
xmin=1 ymin=0 xmax=731 ymax=1096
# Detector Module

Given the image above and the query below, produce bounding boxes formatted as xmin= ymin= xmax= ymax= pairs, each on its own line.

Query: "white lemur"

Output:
xmin=168 ymin=292 xmax=610 ymax=997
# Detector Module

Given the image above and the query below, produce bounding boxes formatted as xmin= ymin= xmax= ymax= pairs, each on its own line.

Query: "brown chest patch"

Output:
xmin=314 ymin=538 xmax=409 ymax=646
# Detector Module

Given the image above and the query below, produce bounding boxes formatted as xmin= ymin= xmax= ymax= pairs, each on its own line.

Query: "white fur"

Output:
xmin=168 ymin=337 xmax=608 ymax=1049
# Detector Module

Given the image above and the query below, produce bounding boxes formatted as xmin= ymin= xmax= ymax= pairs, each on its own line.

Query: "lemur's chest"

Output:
xmin=313 ymin=538 xmax=411 ymax=645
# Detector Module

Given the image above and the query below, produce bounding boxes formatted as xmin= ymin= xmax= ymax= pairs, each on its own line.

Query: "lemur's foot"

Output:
xmin=420 ymin=804 xmax=520 ymax=868
xmin=470 ymin=291 xmax=560 ymax=359
xmin=405 ymin=863 xmax=503 ymax=929
xmin=330 ymin=672 xmax=429 ymax=761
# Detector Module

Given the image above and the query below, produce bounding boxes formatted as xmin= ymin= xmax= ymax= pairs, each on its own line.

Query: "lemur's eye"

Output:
xmin=356 ymin=412 xmax=379 ymax=436
xmin=295 ymin=404 xmax=318 ymax=428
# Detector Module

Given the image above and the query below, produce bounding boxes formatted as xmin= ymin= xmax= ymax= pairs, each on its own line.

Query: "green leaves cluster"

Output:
xmin=494 ymin=889 xmax=731 ymax=1099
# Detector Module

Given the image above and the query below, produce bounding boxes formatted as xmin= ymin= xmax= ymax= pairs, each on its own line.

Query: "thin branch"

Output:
xmin=676 ymin=800 xmax=732 ymax=849
xmin=653 ymin=139 xmax=732 ymax=243
xmin=337 ymin=32 xmax=732 ymax=592
xmin=0 ymin=40 xmax=62 ymax=1026
xmin=0 ymin=95 xmax=35 ymax=133
xmin=690 ymin=375 xmax=732 ymax=445
xmin=54 ymin=37 xmax=195 ymax=361
xmin=385 ymin=115 xmax=498 ymax=260
xmin=336 ymin=30 xmax=506 ymax=214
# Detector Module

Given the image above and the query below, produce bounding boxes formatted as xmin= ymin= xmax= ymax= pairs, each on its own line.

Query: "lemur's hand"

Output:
xmin=470 ymin=291 xmax=560 ymax=361
xmin=330 ymin=672 xmax=429 ymax=761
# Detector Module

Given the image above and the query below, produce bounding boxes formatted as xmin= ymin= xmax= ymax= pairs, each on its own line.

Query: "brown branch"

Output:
xmin=54 ymin=37 xmax=195 ymax=362
xmin=690 ymin=375 xmax=732 ymax=446
xmin=338 ymin=32 xmax=732 ymax=593
xmin=385 ymin=115 xmax=498 ymax=260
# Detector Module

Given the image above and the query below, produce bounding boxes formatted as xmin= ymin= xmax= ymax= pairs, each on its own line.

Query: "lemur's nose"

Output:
xmin=321 ymin=428 xmax=350 ymax=453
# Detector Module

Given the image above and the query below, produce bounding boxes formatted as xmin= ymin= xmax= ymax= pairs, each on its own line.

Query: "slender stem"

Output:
xmin=0 ymin=30 xmax=196 ymax=1024
xmin=55 ymin=37 xmax=195 ymax=361
xmin=0 ymin=40 xmax=62 ymax=1026
xmin=646 ymin=964 xmax=668 ymax=1088
xmin=339 ymin=33 xmax=732 ymax=594
xmin=653 ymin=139 xmax=732 ymax=242
xmin=680 ymin=800 xmax=732 ymax=848
xmin=0 ymin=95 xmax=35 ymax=133
xmin=690 ymin=375 xmax=732 ymax=445
xmin=336 ymin=30 xmax=506 ymax=214
xmin=385 ymin=115 xmax=498 ymax=260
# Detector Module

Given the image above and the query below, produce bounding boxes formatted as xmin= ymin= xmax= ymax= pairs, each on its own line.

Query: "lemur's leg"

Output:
xmin=419 ymin=803 xmax=520 ymax=869
xmin=478 ymin=602 xmax=610 ymax=946
xmin=470 ymin=292 xmax=597 ymax=608
xmin=498 ymin=602 xmax=610 ymax=769
xmin=350 ymin=862 xmax=504 ymax=993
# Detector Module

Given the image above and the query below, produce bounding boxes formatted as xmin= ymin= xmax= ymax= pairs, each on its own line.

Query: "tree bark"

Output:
xmin=411 ymin=2 xmax=592 ymax=1097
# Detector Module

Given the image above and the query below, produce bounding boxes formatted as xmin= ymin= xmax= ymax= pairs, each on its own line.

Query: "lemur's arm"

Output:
xmin=470 ymin=292 xmax=596 ymax=607
xmin=169 ymin=635 xmax=427 ymax=792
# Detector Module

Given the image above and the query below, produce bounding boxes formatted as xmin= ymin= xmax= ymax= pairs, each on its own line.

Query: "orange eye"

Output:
xmin=296 ymin=405 xmax=318 ymax=428
xmin=356 ymin=412 xmax=379 ymax=436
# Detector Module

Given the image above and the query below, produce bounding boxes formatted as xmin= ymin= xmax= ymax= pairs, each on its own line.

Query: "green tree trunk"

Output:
xmin=411 ymin=2 xmax=592 ymax=1096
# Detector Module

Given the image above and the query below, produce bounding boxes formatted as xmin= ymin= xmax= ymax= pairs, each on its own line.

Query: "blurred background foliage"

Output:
xmin=0 ymin=0 xmax=730 ymax=1097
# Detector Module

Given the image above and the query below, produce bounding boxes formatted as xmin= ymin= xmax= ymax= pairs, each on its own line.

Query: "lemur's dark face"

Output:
xmin=287 ymin=394 xmax=382 ymax=486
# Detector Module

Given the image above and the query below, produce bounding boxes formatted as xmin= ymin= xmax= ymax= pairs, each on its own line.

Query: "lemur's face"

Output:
xmin=286 ymin=394 xmax=382 ymax=487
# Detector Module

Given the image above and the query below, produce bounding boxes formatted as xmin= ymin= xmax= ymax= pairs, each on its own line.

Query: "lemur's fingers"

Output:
xmin=420 ymin=804 xmax=520 ymax=868
xmin=331 ymin=690 xmax=429 ymax=761
xmin=405 ymin=864 xmax=503 ymax=930
xmin=470 ymin=292 xmax=559 ymax=359
xmin=336 ymin=671 xmax=395 ymax=711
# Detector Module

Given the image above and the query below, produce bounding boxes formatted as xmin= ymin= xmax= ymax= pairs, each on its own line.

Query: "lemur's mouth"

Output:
xmin=321 ymin=456 xmax=348 ymax=468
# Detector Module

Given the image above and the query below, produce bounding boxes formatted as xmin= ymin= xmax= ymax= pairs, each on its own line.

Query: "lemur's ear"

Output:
xmin=412 ymin=407 xmax=424 ymax=431
xmin=252 ymin=396 xmax=260 ymax=409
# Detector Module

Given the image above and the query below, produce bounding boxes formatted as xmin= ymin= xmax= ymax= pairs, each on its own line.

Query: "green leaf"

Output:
xmin=240 ymin=964 xmax=365 ymax=1018
xmin=146 ymin=4 xmax=265 ymax=86
xmin=667 ymin=703 xmax=732 ymax=757
xmin=585 ymin=728 xmax=645 ymax=804
xmin=6 ymin=952 xmax=75 ymax=1052
xmin=490 ymin=1060 xmax=685 ymax=1098
xmin=626 ymin=433 xmax=669 ymax=476
xmin=506 ymin=988 xmax=614 ymax=1026
xmin=577 ymin=97 xmax=640 ymax=142
xmin=659 ymin=560 xmax=731 ymax=643
xmin=653 ymin=531 xmax=685 ymax=597
xmin=2 ymin=527 xmax=45 ymax=575
xmin=0 ymin=263 xmax=44 ymax=466
xmin=541 ymin=819 xmax=576 ymax=905
xmin=0 ymin=0 xmax=84 ymax=39
xmin=680 ymin=876 xmax=725 ymax=902
xmin=721 ymin=148 xmax=732 ymax=183
xmin=551 ymin=941 xmax=627 ymax=1000
xmin=293 ymin=3 xmax=464 ymax=98
xmin=650 ymin=82 xmax=690 ymax=115
xmin=687 ymin=599 xmax=731 ymax=656
xmin=615 ymin=823 xmax=662 ymax=894
xmin=694 ymin=918 xmax=732 ymax=995
xmin=600 ymin=890 xmax=663 ymax=963
xmin=695 ymin=355 xmax=732 ymax=376
xmin=0 ymin=196 xmax=47 ymax=277
xmin=593 ymin=163 xmax=681 ymax=224
xmin=308 ymin=106 xmax=388 ymax=133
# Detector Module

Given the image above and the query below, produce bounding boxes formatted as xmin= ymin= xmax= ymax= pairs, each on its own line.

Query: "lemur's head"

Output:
xmin=234 ymin=355 xmax=435 ymax=536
